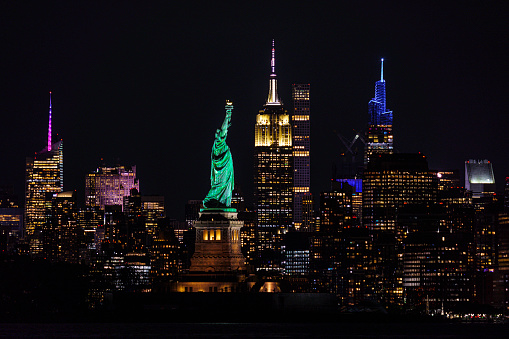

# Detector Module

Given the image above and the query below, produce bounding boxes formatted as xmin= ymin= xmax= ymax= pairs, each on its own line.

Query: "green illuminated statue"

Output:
xmin=203 ymin=101 xmax=234 ymax=209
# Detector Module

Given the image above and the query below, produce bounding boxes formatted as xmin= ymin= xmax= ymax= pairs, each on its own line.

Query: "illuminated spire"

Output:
xmin=271 ymin=39 xmax=275 ymax=75
xmin=380 ymin=58 xmax=384 ymax=82
xmin=266 ymin=39 xmax=281 ymax=105
xmin=48 ymin=91 xmax=52 ymax=152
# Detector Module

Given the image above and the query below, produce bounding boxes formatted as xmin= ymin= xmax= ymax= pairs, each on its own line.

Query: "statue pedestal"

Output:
xmin=189 ymin=208 xmax=246 ymax=273
xmin=175 ymin=208 xmax=248 ymax=292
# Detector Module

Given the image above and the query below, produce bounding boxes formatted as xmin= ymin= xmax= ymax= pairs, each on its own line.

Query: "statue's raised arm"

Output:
xmin=202 ymin=101 xmax=235 ymax=209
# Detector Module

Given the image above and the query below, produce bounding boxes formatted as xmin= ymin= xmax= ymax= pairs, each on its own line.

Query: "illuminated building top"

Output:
xmin=369 ymin=58 xmax=392 ymax=126
xmin=465 ymin=159 xmax=495 ymax=198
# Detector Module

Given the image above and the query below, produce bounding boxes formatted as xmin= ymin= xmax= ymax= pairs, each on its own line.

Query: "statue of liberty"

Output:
xmin=203 ymin=100 xmax=234 ymax=209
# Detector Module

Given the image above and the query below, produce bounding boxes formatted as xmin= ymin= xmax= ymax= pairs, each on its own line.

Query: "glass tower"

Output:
xmin=292 ymin=84 xmax=311 ymax=231
xmin=25 ymin=92 xmax=64 ymax=254
xmin=364 ymin=59 xmax=393 ymax=167
xmin=254 ymin=40 xmax=293 ymax=271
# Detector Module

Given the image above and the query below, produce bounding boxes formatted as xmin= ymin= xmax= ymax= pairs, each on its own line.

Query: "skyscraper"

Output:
xmin=85 ymin=165 xmax=139 ymax=211
xmin=45 ymin=191 xmax=78 ymax=263
xmin=254 ymin=40 xmax=293 ymax=271
xmin=363 ymin=153 xmax=437 ymax=237
xmin=25 ymin=92 xmax=64 ymax=254
xmin=364 ymin=59 xmax=393 ymax=167
xmin=465 ymin=159 xmax=496 ymax=198
xmin=362 ymin=153 xmax=438 ymax=306
xmin=292 ymin=84 xmax=311 ymax=231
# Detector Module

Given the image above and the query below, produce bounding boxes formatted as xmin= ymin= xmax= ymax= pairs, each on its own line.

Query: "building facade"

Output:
xmin=254 ymin=40 xmax=293 ymax=271
xmin=292 ymin=84 xmax=311 ymax=231
xmin=85 ymin=165 xmax=139 ymax=211
xmin=465 ymin=159 xmax=496 ymax=198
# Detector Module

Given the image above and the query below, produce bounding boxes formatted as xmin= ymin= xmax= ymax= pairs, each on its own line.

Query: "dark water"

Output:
xmin=0 ymin=322 xmax=508 ymax=338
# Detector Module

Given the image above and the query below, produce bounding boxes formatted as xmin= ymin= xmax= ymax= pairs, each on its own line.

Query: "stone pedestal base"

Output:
xmin=176 ymin=209 xmax=248 ymax=292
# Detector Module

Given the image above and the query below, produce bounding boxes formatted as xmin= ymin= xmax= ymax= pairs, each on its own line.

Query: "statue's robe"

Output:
xmin=203 ymin=127 xmax=234 ymax=208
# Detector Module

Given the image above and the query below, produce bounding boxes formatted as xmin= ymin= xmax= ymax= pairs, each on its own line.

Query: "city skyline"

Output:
xmin=1 ymin=2 xmax=507 ymax=219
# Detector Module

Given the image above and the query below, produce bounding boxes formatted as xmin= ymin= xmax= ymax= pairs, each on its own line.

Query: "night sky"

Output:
xmin=1 ymin=1 xmax=507 ymax=219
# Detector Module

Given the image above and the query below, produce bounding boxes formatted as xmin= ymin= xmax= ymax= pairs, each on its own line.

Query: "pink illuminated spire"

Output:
xmin=48 ymin=91 xmax=52 ymax=151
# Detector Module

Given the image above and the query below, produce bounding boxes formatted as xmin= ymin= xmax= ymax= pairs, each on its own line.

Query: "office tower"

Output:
xmin=362 ymin=153 xmax=438 ymax=306
xmin=464 ymin=160 xmax=498 ymax=303
xmin=0 ymin=186 xmax=22 ymax=253
xmin=434 ymin=170 xmax=461 ymax=191
xmin=364 ymin=59 xmax=393 ymax=167
xmin=124 ymin=188 xmax=146 ymax=252
xmin=150 ymin=225 xmax=179 ymax=291
xmin=85 ymin=165 xmax=139 ymax=211
xmin=46 ymin=191 xmax=78 ymax=263
xmin=76 ymin=206 xmax=103 ymax=261
xmin=282 ymin=232 xmax=311 ymax=277
xmin=0 ymin=207 xmax=23 ymax=253
xmin=254 ymin=40 xmax=293 ymax=271
xmin=403 ymin=232 xmax=472 ymax=310
xmin=312 ymin=181 xmax=353 ymax=294
xmin=363 ymin=153 xmax=437 ymax=238
xmin=495 ymin=212 xmax=509 ymax=309
xmin=292 ymin=84 xmax=311 ymax=231
xmin=301 ymin=194 xmax=314 ymax=232
xmin=142 ymin=195 xmax=165 ymax=239
xmin=122 ymin=252 xmax=151 ymax=292
xmin=312 ymin=181 xmax=373 ymax=303
xmin=335 ymin=178 xmax=363 ymax=222
xmin=465 ymin=159 xmax=496 ymax=198
xmin=25 ymin=92 xmax=63 ymax=254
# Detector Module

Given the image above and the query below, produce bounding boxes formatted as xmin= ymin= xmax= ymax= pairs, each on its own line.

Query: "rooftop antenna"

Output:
xmin=271 ymin=39 xmax=275 ymax=75
xmin=48 ymin=91 xmax=52 ymax=151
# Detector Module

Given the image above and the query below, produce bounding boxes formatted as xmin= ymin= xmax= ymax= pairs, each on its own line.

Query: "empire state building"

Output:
xmin=254 ymin=40 xmax=293 ymax=271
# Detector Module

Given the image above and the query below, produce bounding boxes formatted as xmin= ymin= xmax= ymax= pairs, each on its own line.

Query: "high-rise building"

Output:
xmin=465 ymin=159 xmax=496 ymax=198
xmin=142 ymin=195 xmax=165 ymax=239
xmin=254 ymin=40 xmax=293 ymax=271
xmin=363 ymin=153 xmax=437 ymax=238
xmin=311 ymin=181 xmax=373 ymax=303
xmin=362 ymin=153 xmax=438 ymax=306
xmin=0 ymin=186 xmax=22 ymax=253
xmin=292 ymin=84 xmax=311 ymax=231
xmin=364 ymin=59 xmax=393 ymax=167
xmin=403 ymin=232 xmax=472 ymax=310
xmin=46 ymin=191 xmax=79 ymax=263
xmin=25 ymin=92 xmax=63 ymax=254
xmin=85 ymin=165 xmax=139 ymax=211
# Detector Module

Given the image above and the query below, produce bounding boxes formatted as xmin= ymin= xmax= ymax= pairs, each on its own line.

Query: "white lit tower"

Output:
xmin=254 ymin=40 xmax=293 ymax=271
xmin=25 ymin=92 xmax=64 ymax=254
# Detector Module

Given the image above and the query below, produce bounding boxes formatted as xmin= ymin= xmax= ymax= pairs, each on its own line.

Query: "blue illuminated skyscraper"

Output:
xmin=364 ymin=59 xmax=393 ymax=166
